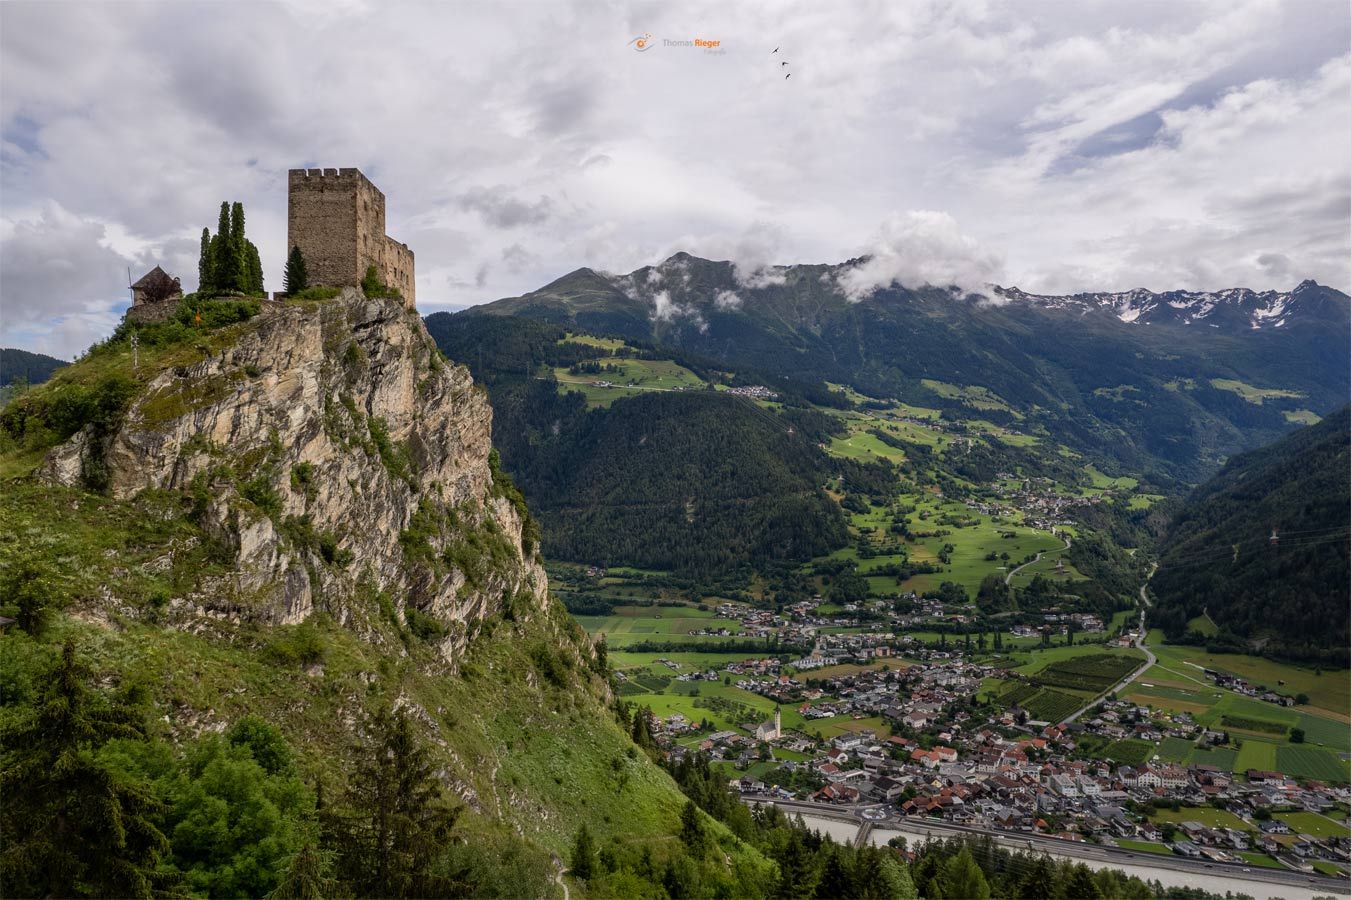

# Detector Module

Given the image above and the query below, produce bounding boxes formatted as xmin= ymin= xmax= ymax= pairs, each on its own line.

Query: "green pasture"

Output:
xmin=1209 ymin=378 xmax=1304 ymax=405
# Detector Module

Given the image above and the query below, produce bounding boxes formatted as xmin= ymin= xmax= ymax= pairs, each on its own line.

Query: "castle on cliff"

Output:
xmin=288 ymin=168 xmax=415 ymax=306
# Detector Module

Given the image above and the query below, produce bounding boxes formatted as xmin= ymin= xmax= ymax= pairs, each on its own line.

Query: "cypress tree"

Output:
xmin=0 ymin=641 xmax=171 ymax=898
xmin=284 ymin=246 xmax=309 ymax=294
xmin=211 ymin=202 xmax=237 ymax=293
xmin=246 ymin=242 xmax=265 ymax=295
xmin=198 ymin=227 xmax=214 ymax=292
xmin=229 ymin=202 xmax=248 ymax=293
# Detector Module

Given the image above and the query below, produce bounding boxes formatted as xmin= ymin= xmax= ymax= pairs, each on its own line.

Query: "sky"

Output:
xmin=2 ymin=0 xmax=1349 ymax=359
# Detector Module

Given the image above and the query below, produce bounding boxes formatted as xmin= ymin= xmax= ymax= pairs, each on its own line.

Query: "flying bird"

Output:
xmin=772 ymin=46 xmax=779 ymax=53
xmin=781 ymin=61 xmax=789 ymax=66
xmin=785 ymin=72 xmax=791 ymax=79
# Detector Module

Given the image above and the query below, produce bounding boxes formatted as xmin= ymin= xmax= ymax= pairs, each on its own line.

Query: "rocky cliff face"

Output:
xmin=41 ymin=289 xmax=544 ymax=658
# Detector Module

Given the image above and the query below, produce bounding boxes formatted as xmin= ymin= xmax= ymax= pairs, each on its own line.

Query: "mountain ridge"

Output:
xmin=465 ymin=253 xmax=1350 ymax=483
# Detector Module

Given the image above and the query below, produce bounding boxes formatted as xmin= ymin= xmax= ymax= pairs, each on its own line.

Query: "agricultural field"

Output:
xmin=1022 ymin=689 xmax=1086 ymax=723
xmin=818 ymin=488 xmax=1068 ymax=599
xmin=919 ymin=379 xmax=1022 ymax=418
xmin=1156 ymin=737 xmax=1195 ymax=763
xmin=1149 ymin=807 xmax=1255 ymax=832
xmin=1028 ymin=653 xmax=1142 ymax=693
xmin=559 ymin=332 xmax=627 ymax=351
xmin=1276 ymin=746 xmax=1351 ymax=782
xmin=1233 ymin=738 xmax=1279 ymax=773
xmin=553 ymin=358 xmax=708 ymax=407
xmin=1083 ymin=464 xmax=1139 ymax=492
xmin=826 ymin=427 xmax=909 ymax=463
xmin=1208 ymin=378 xmax=1305 ymax=405
xmin=1275 ymin=812 xmax=1351 ymax=839
xmin=1185 ymin=613 xmax=1219 ymax=637
xmin=1114 ymin=840 xmax=1172 ymax=856
xmin=1100 ymin=739 xmax=1155 ymax=767
xmin=581 ymin=606 xmax=894 ymax=745
xmin=1283 ymin=409 xmax=1322 ymax=425
xmin=1126 ymin=636 xmax=1351 ymax=783
xmin=573 ymin=604 xmax=742 ymax=644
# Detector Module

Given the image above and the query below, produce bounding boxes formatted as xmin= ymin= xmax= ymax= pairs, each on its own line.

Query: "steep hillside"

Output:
xmin=425 ymin=312 xmax=854 ymax=583
xmin=0 ymin=290 xmax=766 ymax=896
xmin=470 ymin=254 xmax=1350 ymax=481
xmin=0 ymin=347 xmax=67 ymax=406
xmin=1151 ymin=406 xmax=1350 ymax=665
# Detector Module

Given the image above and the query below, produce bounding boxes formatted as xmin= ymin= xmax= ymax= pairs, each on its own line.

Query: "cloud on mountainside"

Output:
xmin=835 ymin=211 xmax=1005 ymax=301
xmin=1 ymin=0 xmax=1348 ymax=356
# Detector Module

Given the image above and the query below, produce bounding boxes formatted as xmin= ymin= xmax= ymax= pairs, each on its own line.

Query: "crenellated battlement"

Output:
xmin=287 ymin=166 xmax=413 ymax=306
xmin=288 ymin=167 xmax=379 ymax=189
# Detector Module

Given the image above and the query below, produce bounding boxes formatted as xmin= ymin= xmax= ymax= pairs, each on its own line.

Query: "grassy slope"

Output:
xmin=0 ymin=303 xmax=770 ymax=883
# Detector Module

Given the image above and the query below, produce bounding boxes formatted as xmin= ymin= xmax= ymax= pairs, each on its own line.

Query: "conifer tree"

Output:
xmin=938 ymin=845 xmax=989 ymax=900
xmin=679 ymin=800 xmax=708 ymax=857
xmin=229 ymin=202 xmax=248 ymax=292
xmin=284 ymin=246 xmax=309 ymax=294
xmin=0 ymin=641 xmax=170 ymax=898
xmin=1017 ymin=854 xmax=1056 ymax=897
xmin=1063 ymin=863 xmax=1104 ymax=900
xmin=198 ymin=227 xmax=213 ymax=292
xmin=210 ymin=202 xmax=237 ymax=293
xmin=324 ymin=707 xmax=462 ymax=897
xmin=266 ymin=843 xmax=338 ymax=900
xmin=815 ymin=845 xmax=854 ymax=899
xmin=246 ymin=242 xmax=265 ymax=295
xmin=569 ymin=823 xmax=595 ymax=880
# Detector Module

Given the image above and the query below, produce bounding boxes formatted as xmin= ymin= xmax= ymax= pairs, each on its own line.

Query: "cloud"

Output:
xmin=648 ymin=288 xmax=705 ymax=330
xmin=500 ymin=242 xmax=538 ymax=273
xmin=835 ymin=211 xmax=1005 ymax=300
xmin=457 ymin=185 xmax=553 ymax=228
xmin=713 ymin=289 xmax=741 ymax=310
xmin=1 ymin=0 xmax=1347 ymax=355
xmin=0 ymin=202 xmax=143 ymax=357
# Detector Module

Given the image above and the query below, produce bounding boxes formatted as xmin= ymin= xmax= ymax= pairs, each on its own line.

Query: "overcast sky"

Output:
xmin=2 ymin=0 xmax=1349 ymax=358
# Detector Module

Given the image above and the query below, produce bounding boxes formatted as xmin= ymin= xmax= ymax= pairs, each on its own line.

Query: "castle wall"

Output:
xmin=380 ymin=237 xmax=416 ymax=306
xmin=288 ymin=167 xmax=415 ymax=306
xmin=288 ymin=169 xmax=362 ymax=288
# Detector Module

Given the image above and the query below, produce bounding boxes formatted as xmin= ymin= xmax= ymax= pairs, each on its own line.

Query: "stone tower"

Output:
xmin=287 ymin=168 xmax=415 ymax=306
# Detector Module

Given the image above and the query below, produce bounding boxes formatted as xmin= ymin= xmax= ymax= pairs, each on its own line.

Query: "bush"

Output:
xmin=289 ymin=286 xmax=340 ymax=302
xmin=405 ymin=606 xmax=448 ymax=642
xmin=0 ymin=372 xmax=136 ymax=448
xmin=368 ymin=416 xmax=411 ymax=483
xmin=264 ymin=621 xmax=328 ymax=666
xmin=361 ymin=265 xmax=400 ymax=300
xmin=279 ymin=515 xmax=352 ymax=566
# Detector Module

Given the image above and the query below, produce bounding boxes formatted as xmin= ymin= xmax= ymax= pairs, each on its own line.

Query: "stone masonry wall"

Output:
xmin=288 ymin=168 xmax=414 ymax=307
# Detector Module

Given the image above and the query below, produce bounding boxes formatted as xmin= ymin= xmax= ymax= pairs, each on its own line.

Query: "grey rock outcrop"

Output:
xmin=41 ymin=289 xmax=543 ymax=657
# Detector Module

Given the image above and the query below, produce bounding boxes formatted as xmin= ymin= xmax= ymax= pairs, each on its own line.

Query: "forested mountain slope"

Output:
xmin=425 ymin=312 xmax=853 ymax=583
xmin=0 ymin=347 xmax=66 ymax=386
xmin=1151 ymin=406 xmax=1350 ymax=665
xmin=471 ymin=254 xmax=1350 ymax=482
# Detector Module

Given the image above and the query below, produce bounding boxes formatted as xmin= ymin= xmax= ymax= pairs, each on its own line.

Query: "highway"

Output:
xmin=742 ymin=795 xmax=1350 ymax=897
